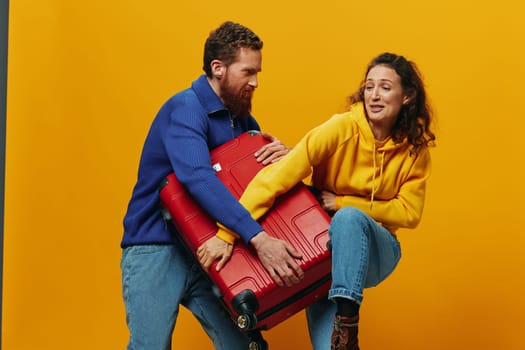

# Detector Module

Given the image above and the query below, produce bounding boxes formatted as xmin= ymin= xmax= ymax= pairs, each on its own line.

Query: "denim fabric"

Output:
xmin=121 ymin=244 xmax=250 ymax=350
xmin=306 ymin=297 xmax=337 ymax=350
xmin=306 ymin=206 xmax=401 ymax=350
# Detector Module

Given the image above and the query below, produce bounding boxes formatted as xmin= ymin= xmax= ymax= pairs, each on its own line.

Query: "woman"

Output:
xmin=198 ymin=52 xmax=436 ymax=350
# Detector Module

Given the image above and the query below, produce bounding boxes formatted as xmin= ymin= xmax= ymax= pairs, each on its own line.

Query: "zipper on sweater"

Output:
xmin=228 ymin=112 xmax=235 ymax=137
xmin=229 ymin=113 xmax=235 ymax=129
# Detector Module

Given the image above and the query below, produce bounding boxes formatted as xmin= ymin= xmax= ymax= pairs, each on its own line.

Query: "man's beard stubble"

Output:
xmin=220 ymin=76 xmax=253 ymax=118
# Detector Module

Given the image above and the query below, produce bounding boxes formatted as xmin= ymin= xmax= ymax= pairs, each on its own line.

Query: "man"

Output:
xmin=121 ymin=21 xmax=303 ymax=350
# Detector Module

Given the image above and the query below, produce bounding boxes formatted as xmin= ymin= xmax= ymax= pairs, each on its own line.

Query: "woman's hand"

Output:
xmin=320 ymin=190 xmax=337 ymax=213
xmin=255 ymin=132 xmax=291 ymax=165
xmin=196 ymin=236 xmax=234 ymax=272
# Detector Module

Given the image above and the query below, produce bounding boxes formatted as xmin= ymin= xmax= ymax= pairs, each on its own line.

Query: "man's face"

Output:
xmin=219 ymin=47 xmax=262 ymax=118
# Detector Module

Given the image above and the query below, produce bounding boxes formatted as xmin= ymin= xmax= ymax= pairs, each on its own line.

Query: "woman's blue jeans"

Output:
xmin=307 ymin=206 xmax=402 ymax=350
xmin=121 ymin=244 xmax=250 ymax=350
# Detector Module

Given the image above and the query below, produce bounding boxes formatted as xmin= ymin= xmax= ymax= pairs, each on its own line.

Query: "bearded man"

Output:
xmin=120 ymin=21 xmax=301 ymax=350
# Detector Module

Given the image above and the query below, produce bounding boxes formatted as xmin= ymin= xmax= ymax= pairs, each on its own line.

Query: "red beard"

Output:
xmin=219 ymin=76 xmax=253 ymax=118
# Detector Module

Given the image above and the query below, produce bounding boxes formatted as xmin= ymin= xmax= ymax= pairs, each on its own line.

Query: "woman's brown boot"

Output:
xmin=330 ymin=314 xmax=359 ymax=350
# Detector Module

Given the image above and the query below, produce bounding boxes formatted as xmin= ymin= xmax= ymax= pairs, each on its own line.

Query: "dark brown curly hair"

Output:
xmin=203 ymin=21 xmax=263 ymax=77
xmin=349 ymin=53 xmax=436 ymax=155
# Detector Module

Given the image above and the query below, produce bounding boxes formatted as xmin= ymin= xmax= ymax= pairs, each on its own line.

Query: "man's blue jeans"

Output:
xmin=307 ymin=206 xmax=402 ymax=350
xmin=121 ymin=244 xmax=250 ymax=350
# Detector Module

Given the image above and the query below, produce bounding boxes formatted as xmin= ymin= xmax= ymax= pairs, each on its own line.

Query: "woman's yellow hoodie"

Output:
xmin=217 ymin=102 xmax=431 ymax=244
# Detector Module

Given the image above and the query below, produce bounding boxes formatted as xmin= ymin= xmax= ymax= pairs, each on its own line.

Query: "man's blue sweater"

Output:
xmin=121 ymin=75 xmax=264 ymax=247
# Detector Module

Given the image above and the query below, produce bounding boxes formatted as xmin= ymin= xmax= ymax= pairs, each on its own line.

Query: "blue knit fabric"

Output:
xmin=121 ymin=75 xmax=264 ymax=247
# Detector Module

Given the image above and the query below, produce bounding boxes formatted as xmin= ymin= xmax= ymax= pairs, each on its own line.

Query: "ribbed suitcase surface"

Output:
xmin=159 ymin=131 xmax=331 ymax=335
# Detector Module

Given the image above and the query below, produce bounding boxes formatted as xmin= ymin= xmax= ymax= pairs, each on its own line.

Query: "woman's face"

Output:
xmin=364 ymin=64 xmax=409 ymax=129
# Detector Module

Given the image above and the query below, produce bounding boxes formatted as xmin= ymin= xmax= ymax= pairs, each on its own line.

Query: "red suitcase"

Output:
xmin=159 ymin=131 xmax=332 ymax=349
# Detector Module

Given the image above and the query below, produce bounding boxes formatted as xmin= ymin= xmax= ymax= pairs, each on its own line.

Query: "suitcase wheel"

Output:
xmin=248 ymin=339 xmax=267 ymax=350
xmin=237 ymin=313 xmax=257 ymax=330
xmin=232 ymin=290 xmax=259 ymax=313
xmin=232 ymin=290 xmax=259 ymax=330
xmin=247 ymin=331 xmax=268 ymax=350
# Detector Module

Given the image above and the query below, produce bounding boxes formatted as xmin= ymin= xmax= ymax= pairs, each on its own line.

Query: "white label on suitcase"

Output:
xmin=212 ymin=163 xmax=222 ymax=172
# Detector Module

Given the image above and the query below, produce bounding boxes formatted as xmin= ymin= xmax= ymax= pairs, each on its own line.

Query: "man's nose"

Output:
xmin=249 ymin=75 xmax=258 ymax=89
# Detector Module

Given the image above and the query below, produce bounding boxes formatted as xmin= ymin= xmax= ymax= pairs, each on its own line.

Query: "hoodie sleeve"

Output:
xmin=238 ymin=115 xmax=349 ymax=224
xmin=214 ymin=116 xmax=349 ymax=243
xmin=335 ymin=147 xmax=431 ymax=230
xmin=214 ymin=148 xmax=313 ymax=244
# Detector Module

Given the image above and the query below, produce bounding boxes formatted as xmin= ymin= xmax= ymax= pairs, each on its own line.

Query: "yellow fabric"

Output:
xmin=215 ymin=223 xmax=239 ymax=244
xmin=218 ymin=102 xmax=432 ymax=242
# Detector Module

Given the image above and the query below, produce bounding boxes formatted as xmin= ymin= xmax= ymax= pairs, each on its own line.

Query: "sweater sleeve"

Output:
xmin=336 ymin=147 xmax=431 ymax=230
xmin=164 ymin=101 xmax=263 ymax=244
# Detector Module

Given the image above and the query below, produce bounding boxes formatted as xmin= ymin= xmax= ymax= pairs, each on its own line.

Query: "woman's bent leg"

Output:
xmin=328 ymin=207 xmax=401 ymax=303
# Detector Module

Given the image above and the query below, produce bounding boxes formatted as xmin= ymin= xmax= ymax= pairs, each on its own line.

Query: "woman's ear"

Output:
xmin=210 ymin=59 xmax=225 ymax=80
xmin=402 ymin=90 xmax=416 ymax=105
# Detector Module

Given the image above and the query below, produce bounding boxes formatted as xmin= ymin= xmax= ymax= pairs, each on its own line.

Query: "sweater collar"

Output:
xmin=191 ymin=74 xmax=228 ymax=116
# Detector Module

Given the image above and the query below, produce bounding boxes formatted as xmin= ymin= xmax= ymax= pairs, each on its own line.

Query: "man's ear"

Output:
xmin=210 ymin=59 xmax=225 ymax=79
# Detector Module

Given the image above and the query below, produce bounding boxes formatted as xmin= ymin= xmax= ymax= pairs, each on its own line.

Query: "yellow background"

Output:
xmin=3 ymin=0 xmax=524 ymax=349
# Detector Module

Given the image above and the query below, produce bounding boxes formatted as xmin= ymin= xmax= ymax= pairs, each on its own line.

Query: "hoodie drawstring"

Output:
xmin=370 ymin=143 xmax=385 ymax=210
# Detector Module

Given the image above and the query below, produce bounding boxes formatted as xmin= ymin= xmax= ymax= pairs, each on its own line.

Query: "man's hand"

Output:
xmin=197 ymin=236 xmax=233 ymax=272
xmin=255 ymin=132 xmax=290 ymax=165
xmin=250 ymin=231 xmax=304 ymax=287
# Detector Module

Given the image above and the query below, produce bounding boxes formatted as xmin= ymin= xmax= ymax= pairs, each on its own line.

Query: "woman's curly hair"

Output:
xmin=349 ymin=53 xmax=436 ymax=155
